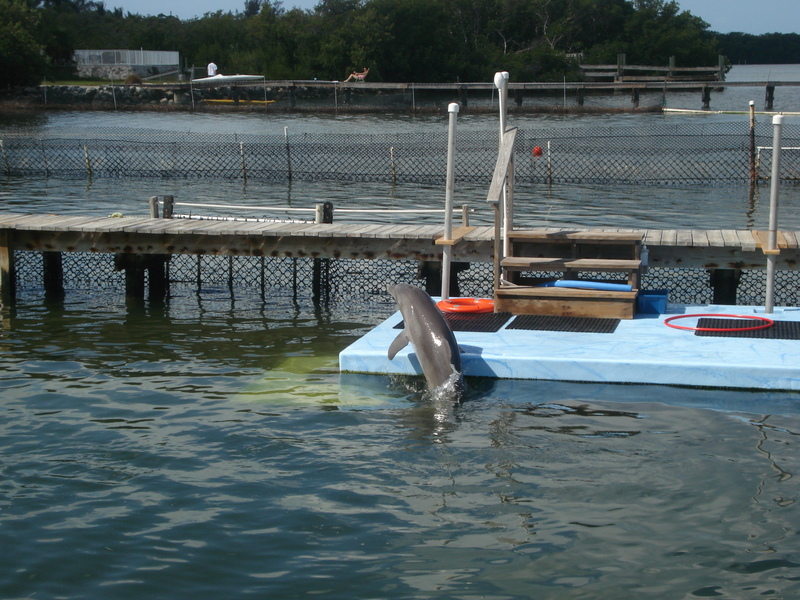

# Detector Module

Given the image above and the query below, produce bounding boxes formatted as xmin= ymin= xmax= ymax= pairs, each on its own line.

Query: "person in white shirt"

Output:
xmin=207 ymin=62 xmax=218 ymax=77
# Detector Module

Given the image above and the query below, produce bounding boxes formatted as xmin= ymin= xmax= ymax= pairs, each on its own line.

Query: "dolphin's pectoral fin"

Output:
xmin=388 ymin=331 xmax=410 ymax=360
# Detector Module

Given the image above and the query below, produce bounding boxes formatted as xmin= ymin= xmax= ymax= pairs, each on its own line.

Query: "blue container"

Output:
xmin=637 ymin=290 xmax=669 ymax=315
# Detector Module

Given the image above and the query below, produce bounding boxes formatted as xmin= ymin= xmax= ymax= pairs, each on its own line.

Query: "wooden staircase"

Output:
xmin=494 ymin=231 xmax=643 ymax=319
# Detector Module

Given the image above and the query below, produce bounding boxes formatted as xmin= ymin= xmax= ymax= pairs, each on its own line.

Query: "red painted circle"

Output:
xmin=663 ymin=313 xmax=774 ymax=332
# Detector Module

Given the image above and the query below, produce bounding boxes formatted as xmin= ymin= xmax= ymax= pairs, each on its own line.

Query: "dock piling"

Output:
xmin=43 ymin=251 xmax=64 ymax=301
xmin=766 ymin=85 xmax=776 ymax=110
xmin=0 ymin=230 xmax=15 ymax=305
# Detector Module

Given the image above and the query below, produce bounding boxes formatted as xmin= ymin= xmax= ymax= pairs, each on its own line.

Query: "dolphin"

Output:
xmin=387 ymin=283 xmax=463 ymax=396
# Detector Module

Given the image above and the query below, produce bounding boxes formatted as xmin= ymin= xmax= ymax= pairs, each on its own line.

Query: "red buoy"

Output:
xmin=532 ymin=146 xmax=543 ymax=157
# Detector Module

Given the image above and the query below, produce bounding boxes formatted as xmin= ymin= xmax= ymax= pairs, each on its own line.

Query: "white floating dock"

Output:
xmin=339 ymin=304 xmax=800 ymax=391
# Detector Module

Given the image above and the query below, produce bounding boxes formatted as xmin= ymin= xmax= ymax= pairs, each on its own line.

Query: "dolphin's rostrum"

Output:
xmin=387 ymin=283 xmax=463 ymax=396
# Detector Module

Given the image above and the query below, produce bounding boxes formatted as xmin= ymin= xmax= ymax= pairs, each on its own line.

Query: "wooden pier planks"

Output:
xmin=2 ymin=215 xmax=800 ymax=283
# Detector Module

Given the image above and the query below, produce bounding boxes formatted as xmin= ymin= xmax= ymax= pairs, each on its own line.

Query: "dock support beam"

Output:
xmin=43 ymin=251 xmax=64 ymax=301
xmin=419 ymin=261 xmax=468 ymax=298
xmin=766 ymin=85 xmax=775 ymax=110
xmin=709 ymin=268 xmax=741 ymax=305
xmin=702 ymin=85 xmax=711 ymax=110
xmin=114 ymin=254 xmax=170 ymax=301
xmin=0 ymin=230 xmax=15 ymax=305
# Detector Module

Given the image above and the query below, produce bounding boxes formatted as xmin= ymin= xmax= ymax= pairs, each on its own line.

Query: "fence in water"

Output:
xmin=2 ymin=121 xmax=800 ymax=186
xmin=11 ymin=251 xmax=800 ymax=309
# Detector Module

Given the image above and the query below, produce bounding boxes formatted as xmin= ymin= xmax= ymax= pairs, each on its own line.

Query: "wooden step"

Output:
xmin=507 ymin=230 xmax=643 ymax=244
xmin=495 ymin=285 xmax=638 ymax=319
xmin=501 ymin=257 xmax=642 ymax=272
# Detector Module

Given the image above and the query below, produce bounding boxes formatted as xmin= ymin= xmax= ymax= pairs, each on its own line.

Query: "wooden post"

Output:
xmin=765 ymin=85 xmax=775 ymax=110
xmin=42 ymin=251 xmax=64 ymax=301
xmin=239 ymin=141 xmax=247 ymax=182
xmin=149 ymin=196 xmax=160 ymax=218
xmin=576 ymin=87 xmax=585 ymax=106
xmin=631 ymin=88 xmax=640 ymax=107
xmin=289 ymin=85 xmax=297 ymax=108
xmin=312 ymin=201 xmax=333 ymax=303
xmin=284 ymin=127 xmax=292 ymax=182
xmin=459 ymin=85 xmax=467 ymax=107
xmin=0 ymin=140 xmax=9 ymax=177
xmin=709 ymin=268 xmax=740 ymax=305
xmin=669 ymin=56 xmax=676 ymax=78
xmin=314 ymin=201 xmax=333 ymax=224
xmin=515 ymin=88 xmax=523 ymax=107
xmin=114 ymin=254 xmax=145 ymax=299
xmin=41 ymin=141 xmax=50 ymax=177
xmin=146 ymin=255 xmax=169 ymax=301
xmin=0 ymin=230 xmax=15 ymax=305
xmin=83 ymin=145 xmax=92 ymax=180
xmin=702 ymin=86 xmax=711 ymax=110
xmin=390 ymin=146 xmax=397 ymax=185
xmin=616 ymin=53 xmax=626 ymax=81
xmin=163 ymin=195 xmax=174 ymax=218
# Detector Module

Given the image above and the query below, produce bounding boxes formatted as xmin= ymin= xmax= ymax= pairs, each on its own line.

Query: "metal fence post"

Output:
xmin=83 ymin=145 xmax=92 ymax=180
xmin=284 ymin=126 xmax=292 ymax=181
xmin=765 ymin=115 xmax=784 ymax=314
xmin=0 ymin=140 xmax=9 ymax=177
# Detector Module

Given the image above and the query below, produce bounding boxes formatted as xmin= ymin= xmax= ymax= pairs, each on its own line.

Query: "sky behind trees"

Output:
xmin=106 ymin=0 xmax=800 ymax=36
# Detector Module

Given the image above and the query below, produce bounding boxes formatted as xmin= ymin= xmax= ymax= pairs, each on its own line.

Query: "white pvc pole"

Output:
xmin=765 ymin=114 xmax=783 ymax=313
xmin=494 ymin=71 xmax=511 ymax=256
xmin=441 ymin=102 xmax=459 ymax=301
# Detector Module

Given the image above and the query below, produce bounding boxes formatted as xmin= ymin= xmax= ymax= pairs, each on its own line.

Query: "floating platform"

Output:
xmin=339 ymin=303 xmax=800 ymax=391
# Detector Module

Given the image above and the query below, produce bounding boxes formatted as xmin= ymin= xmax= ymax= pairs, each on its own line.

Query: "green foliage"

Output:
xmin=0 ymin=0 xmax=49 ymax=86
xmin=718 ymin=32 xmax=800 ymax=65
xmin=9 ymin=0 xmax=787 ymax=88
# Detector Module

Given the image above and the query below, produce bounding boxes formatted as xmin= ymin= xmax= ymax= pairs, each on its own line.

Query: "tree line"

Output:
xmin=2 ymin=0 xmax=797 ymax=89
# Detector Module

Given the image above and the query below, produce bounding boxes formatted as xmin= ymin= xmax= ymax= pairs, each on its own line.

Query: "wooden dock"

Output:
xmin=201 ymin=78 xmax=800 ymax=111
xmin=1 ymin=213 xmax=798 ymax=301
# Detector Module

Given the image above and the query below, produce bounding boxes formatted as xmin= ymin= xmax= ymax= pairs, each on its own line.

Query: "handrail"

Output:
xmin=157 ymin=197 xmax=472 ymax=225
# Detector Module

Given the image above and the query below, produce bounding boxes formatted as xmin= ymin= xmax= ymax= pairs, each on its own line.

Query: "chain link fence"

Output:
xmin=11 ymin=250 xmax=800 ymax=309
xmin=2 ymin=121 xmax=799 ymax=186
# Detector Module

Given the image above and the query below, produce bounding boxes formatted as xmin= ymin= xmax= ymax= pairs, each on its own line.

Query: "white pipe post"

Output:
xmin=441 ymin=102 xmax=459 ymax=301
xmin=765 ymin=114 xmax=784 ymax=313
xmin=494 ymin=71 xmax=511 ymax=256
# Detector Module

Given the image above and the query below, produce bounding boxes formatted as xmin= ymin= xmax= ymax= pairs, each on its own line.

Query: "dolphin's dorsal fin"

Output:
xmin=388 ymin=331 xmax=410 ymax=360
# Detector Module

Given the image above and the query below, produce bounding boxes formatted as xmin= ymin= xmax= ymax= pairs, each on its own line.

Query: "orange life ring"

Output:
xmin=437 ymin=297 xmax=495 ymax=314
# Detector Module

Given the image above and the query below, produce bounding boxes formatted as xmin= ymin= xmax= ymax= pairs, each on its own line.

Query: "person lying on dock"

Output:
xmin=344 ymin=68 xmax=369 ymax=82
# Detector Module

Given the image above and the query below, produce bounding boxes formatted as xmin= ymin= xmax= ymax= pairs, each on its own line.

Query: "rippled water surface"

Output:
xmin=2 ymin=64 xmax=800 ymax=599
xmin=2 ymin=291 xmax=799 ymax=600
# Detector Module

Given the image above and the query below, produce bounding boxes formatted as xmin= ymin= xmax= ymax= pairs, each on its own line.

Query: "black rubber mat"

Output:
xmin=695 ymin=318 xmax=800 ymax=340
xmin=444 ymin=312 xmax=512 ymax=332
xmin=395 ymin=312 xmax=511 ymax=333
xmin=507 ymin=314 xmax=620 ymax=334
